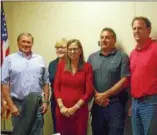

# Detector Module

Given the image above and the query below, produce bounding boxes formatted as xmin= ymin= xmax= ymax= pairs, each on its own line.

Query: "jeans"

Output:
xmin=131 ymin=95 xmax=157 ymax=135
xmin=12 ymin=99 xmax=44 ymax=135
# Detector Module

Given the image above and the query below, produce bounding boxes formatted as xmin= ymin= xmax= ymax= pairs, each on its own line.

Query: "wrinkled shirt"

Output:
xmin=1 ymin=51 xmax=49 ymax=99
xmin=130 ymin=38 xmax=157 ymax=98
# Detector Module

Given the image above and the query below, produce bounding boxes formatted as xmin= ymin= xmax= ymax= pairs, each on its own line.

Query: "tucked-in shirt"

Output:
xmin=130 ymin=38 xmax=157 ymax=98
xmin=1 ymin=51 xmax=49 ymax=100
xmin=88 ymin=49 xmax=130 ymax=95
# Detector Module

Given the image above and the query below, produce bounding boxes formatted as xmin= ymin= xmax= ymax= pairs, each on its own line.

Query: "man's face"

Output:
xmin=18 ymin=35 xmax=33 ymax=55
xmin=99 ymin=30 xmax=116 ymax=51
xmin=55 ymin=43 xmax=67 ymax=58
xmin=132 ymin=20 xmax=150 ymax=43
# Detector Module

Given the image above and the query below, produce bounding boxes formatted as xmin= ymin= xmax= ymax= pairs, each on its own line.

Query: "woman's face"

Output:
xmin=68 ymin=42 xmax=81 ymax=60
xmin=55 ymin=43 xmax=67 ymax=58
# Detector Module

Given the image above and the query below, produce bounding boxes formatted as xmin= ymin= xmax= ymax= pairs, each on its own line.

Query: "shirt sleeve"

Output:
xmin=87 ymin=54 xmax=92 ymax=64
xmin=53 ymin=62 xmax=63 ymax=99
xmin=120 ymin=53 xmax=130 ymax=78
xmin=1 ymin=56 xmax=10 ymax=84
xmin=42 ymin=58 xmax=49 ymax=84
xmin=81 ymin=63 xmax=94 ymax=103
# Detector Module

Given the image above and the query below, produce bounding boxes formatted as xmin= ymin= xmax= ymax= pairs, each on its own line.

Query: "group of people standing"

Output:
xmin=1 ymin=16 xmax=157 ymax=135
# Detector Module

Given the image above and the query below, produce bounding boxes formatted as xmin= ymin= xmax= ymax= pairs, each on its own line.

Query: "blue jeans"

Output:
xmin=131 ymin=96 xmax=157 ymax=135
xmin=12 ymin=99 xmax=44 ymax=135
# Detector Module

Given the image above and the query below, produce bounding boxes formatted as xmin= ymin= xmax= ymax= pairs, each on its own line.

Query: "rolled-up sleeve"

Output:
xmin=1 ymin=56 xmax=10 ymax=84
xmin=81 ymin=63 xmax=94 ymax=103
xmin=42 ymin=58 xmax=49 ymax=84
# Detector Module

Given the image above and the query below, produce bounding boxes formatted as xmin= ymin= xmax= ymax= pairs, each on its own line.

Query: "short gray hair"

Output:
xmin=17 ymin=32 xmax=34 ymax=44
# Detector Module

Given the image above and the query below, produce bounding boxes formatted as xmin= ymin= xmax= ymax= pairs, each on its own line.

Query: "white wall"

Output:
xmin=4 ymin=2 xmax=157 ymax=63
xmin=3 ymin=2 xmax=157 ymax=135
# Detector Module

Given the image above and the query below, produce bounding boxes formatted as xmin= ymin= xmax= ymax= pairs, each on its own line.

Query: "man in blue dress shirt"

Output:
xmin=1 ymin=32 xmax=49 ymax=135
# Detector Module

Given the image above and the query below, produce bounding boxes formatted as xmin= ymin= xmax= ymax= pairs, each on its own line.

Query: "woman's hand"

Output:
xmin=60 ymin=106 xmax=68 ymax=115
xmin=65 ymin=106 xmax=78 ymax=117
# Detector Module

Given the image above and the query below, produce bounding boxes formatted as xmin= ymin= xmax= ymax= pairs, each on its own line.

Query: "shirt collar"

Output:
xmin=18 ymin=50 xmax=34 ymax=59
xmin=135 ymin=38 xmax=152 ymax=51
xmin=99 ymin=48 xmax=117 ymax=57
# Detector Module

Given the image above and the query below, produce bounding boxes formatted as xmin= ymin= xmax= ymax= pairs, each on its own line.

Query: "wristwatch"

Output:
xmin=43 ymin=100 xmax=50 ymax=105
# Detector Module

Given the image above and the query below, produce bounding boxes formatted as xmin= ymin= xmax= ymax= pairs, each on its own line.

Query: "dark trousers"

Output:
xmin=91 ymin=101 xmax=125 ymax=135
xmin=51 ymin=96 xmax=57 ymax=133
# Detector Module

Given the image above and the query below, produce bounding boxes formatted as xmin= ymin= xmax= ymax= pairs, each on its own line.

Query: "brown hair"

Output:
xmin=131 ymin=16 xmax=151 ymax=31
xmin=65 ymin=39 xmax=85 ymax=72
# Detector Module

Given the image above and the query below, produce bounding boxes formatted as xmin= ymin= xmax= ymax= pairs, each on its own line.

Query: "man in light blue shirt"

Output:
xmin=1 ymin=32 xmax=49 ymax=135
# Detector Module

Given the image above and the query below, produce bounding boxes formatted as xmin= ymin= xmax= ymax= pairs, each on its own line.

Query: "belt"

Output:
xmin=12 ymin=97 xmax=24 ymax=102
xmin=110 ymin=97 xmax=119 ymax=104
xmin=133 ymin=94 xmax=157 ymax=101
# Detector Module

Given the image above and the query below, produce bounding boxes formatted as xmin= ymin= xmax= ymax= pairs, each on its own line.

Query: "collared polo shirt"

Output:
xmin=88 ymin=49 xmax=130 ymax=94
xmin=130 ymin=38 xmax=157 ymax=98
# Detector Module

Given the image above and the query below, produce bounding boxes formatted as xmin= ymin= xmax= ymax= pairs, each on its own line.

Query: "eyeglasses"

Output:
xmin=68 ymin=48 xmax=79 ymax=52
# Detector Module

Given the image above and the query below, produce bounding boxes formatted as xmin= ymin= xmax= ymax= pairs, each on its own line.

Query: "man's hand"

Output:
xmin=95 ymin=92 xmax=110 ymax=107
xmin=95 ymin=98 xmax=110 ymax=107
xmin=10 ymin=104 xmax=20 ymax=116
xmin=1 ymin=100 xmax=11 ymax=119
xmin=128 ymin=106 xmax=132 ymax=116
xmin=1 ymin=84 xmax=20 ymax=116
xmin=40 ymin=103 xmax=48 ymax=114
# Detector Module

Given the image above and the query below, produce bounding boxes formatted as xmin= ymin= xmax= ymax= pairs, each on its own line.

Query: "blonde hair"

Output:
xmin=55 ymin=38 xmax=68 ymax=48
xmin=65 ymin=39 xmax=85 ymax=72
